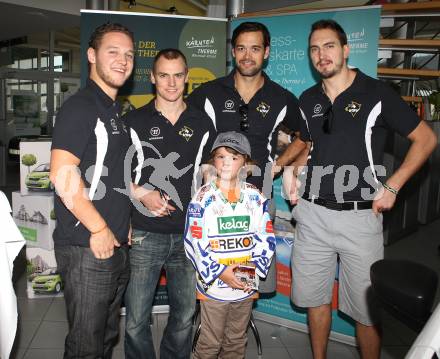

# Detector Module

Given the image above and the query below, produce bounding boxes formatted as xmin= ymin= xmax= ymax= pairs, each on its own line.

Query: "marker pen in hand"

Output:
xmin=158 ymin=189 xmax=171 ymax=216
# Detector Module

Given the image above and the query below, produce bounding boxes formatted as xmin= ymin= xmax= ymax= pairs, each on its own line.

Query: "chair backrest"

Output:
xmin=370 ymin=259 xmax=438 ymax=331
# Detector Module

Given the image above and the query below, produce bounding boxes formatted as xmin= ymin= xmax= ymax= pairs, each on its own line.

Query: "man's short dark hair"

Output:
xmin=309 ymin=19 xmax=347 ymax=46
xmin=231 ymin=22 xmax=271 ymax=48
xmin=88 ymin=22 xmax=135 ymax=50
xmin=152 ymin=48 xmax=188 ymax=73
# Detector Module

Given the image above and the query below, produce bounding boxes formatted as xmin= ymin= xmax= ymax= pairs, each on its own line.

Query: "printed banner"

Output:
xmin=80 ymin=10 xmax=227 ymax=108
xmin=231 ymin=6 xmax=380 ymax=95
xmin=232 ymin=6 xmax=381 ymax=218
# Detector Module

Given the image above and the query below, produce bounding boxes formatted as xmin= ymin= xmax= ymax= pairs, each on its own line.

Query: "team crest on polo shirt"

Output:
xmin=178 ymin=126 xmax=194 ymax=142
xmin=345 ymin=101 xmax=361 ymax=117
xmin=256 ymin=101 xmax=270 ymax=117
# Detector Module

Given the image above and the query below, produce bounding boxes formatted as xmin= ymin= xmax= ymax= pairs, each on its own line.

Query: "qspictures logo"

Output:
xmin=217 ymin=216 xmax=250 ymax=234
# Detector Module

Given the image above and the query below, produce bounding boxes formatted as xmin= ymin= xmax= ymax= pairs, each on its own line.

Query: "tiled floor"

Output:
xmin=10 ymin=218 xmax=439 ymax=359
xmin=4 ymin=162 xmax=440 ymax=359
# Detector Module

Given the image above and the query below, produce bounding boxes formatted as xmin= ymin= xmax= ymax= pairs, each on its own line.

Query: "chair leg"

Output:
xmin=192 ymin=323 xmax=202 ymax=352
xmin=248 ymin=314 xmax=262 ymax=355
xmin=193 ymin=300 xmax=200 ymax=325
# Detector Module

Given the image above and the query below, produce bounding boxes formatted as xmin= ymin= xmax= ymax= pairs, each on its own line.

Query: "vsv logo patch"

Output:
xmin=188 ymin=203 xmax=204 ymax=218
xmin=217 ymin=215 xmax=250 ymax=234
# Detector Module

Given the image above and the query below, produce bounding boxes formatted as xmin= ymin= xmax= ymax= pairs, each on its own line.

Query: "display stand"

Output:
xmin=12 ymin=138 xmax=61 ymax=299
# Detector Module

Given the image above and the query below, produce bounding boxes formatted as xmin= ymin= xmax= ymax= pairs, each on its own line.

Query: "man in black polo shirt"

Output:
xmin=188 ymin=22 xmax=305 ymax=194
xmin=188 ymin=21 xmax=306 ymax=292
xmin=123 ymin=49 xmax=215 ymax=359
xmin=49 ymin=23 xmax=134 ymax=358
xmin=289 ymin=20 xmax=437 ymax=359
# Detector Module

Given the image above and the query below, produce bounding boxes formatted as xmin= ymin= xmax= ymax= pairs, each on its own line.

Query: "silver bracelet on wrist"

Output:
xmin=383 ymin=183 xmax=398 ymax=195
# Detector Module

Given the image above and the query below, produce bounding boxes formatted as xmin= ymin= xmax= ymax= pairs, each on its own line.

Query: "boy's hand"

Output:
xmin=219 ymin=264 xmax=245 ymax=290
xmin=243 ymin=285 xmax=253 ymax=294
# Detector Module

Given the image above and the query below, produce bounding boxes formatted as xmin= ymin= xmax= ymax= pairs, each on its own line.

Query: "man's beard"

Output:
xmin=236 ymin=61 xmax=263 ymax=77
xmin=317 ymin=60 xmax=343 ymax=79
xmin=319 ymin=69 xmax=338 ymax=79
xmin=96 ymin=64 xmax=127 ymax=89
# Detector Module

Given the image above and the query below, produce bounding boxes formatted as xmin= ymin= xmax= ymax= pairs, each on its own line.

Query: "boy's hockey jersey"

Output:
xmin=184 ymin=181 xmax=276 ymax=302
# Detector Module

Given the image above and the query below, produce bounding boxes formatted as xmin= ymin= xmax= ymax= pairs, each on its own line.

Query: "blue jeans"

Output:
xmin=55 ymin=245 xmax=130 ymax=359
xmin=124 ymin=230 xmax=196 ymax=359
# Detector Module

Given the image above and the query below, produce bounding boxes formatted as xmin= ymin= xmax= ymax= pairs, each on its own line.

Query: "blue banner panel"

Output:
xmin=232 ymin=6 xmax=381 ymax=97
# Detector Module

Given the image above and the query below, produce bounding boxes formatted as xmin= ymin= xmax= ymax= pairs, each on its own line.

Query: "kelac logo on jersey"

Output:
xmin=217 ymin=216 xmax=250 ymax=234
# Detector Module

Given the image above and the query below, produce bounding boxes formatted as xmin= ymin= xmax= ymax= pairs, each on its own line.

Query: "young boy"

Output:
xmin=184 ymin=131 xmax=276 ymax=358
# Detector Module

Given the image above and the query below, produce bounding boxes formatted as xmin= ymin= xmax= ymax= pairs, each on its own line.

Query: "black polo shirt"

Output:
xmin=299 ymin=70 xmax=420 ymax=202
xmin=187 ymin=70 xmax=302 ymax=191
xmin=52 ymin=79 xmax=132 ymax=247
xmin=124 ymin=100 xmax=216 ymax=234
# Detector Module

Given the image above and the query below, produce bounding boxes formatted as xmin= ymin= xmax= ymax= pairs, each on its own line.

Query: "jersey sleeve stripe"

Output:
xmin=192 ymin=131 xmax=210 ymax=195
xmin=364 ymin=101 xmax=382 ymax=185
xmin=204 ymin=98 xmax=217 ymax=130
xmin=130 ymin=128 xmax=144 ymax=185
xmin=89 ymin=118 xmax=108 ymax=200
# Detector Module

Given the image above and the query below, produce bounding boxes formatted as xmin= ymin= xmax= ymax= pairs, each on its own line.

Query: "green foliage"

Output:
xmin=21 ymin=153 xmax=37 ymax=173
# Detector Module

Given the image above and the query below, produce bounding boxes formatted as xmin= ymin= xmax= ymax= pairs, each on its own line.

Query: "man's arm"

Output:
xmin=283 ymin=141 xmax=311 ymax=205
xmin=130 ymin=183 xmax=175 ymax=217
xmin=275 ymin=90 xmax=308 ymax=174
xmin=50 ymin=149 xmax=119 ymax=258
xmin=373 ymin=121 xmax=437 ymax=214
xmin=251 ymin=199 xmax=276 ymax=278
xmin=274 ymin=132 xmax=307 ymax=172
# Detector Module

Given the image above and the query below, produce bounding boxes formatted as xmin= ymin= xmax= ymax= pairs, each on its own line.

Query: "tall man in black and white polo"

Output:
xmin=50 ymin=23 xmax=134 ymax=358
xmin=288 ymin=19 xmax=437 ymax=359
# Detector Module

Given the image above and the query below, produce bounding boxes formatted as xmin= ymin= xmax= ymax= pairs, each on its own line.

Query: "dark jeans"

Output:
xmin=55 ymin=245 xmax=130 ymax=359
xmin=124 ymin=230 xmax=196 ymax=359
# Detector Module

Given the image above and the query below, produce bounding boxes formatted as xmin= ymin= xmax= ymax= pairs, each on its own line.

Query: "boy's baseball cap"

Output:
xmin=211 ymin=131 xmax=251 ymax=157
